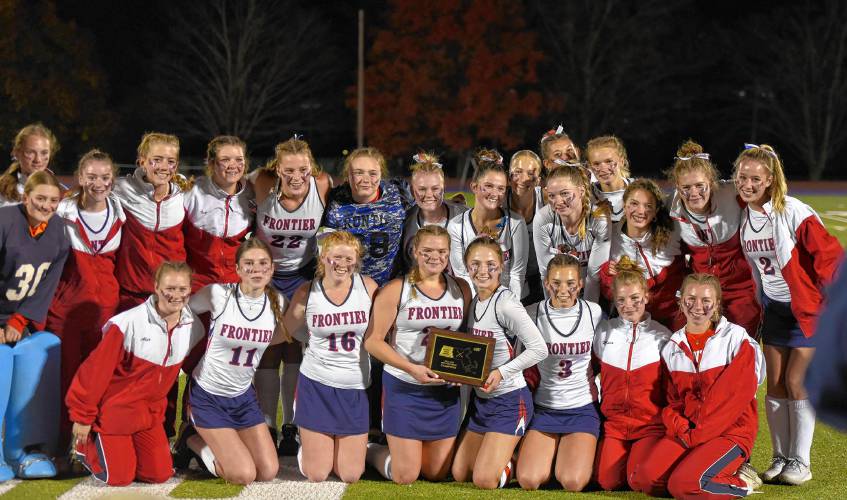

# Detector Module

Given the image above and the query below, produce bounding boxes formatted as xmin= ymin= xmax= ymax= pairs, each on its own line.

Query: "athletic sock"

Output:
xmin=498 ymin=460 xmax=513 ymax=488
xmin=366 ymin=443 xmax=392 ymax=480
xmin=187 ymin=438 xmax=218 ymax=477
xmin=788 ymin=399 xmax=815 ymax=466
xmin=296 ymin=447 xmax=305 ymax=477
xmin=281 ymin=363 xmax=299 ymax=425
xmin=765 ymin=396 xmax=790 ymax=458
xmin=255 ymin=368 xmax=280 ymax=428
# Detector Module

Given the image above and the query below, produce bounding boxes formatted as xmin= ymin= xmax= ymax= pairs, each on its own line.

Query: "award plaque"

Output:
xmin=424 ymin=328 xmax=495 ymax=386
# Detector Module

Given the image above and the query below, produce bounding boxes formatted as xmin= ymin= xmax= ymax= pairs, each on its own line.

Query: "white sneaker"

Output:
xmin=737 ymin=462 xmax=763 ymax=490
xmin=760 ymin=456 xmax=788 ymax=482
xmin=778 ymin=459 xmax=812 ymax=485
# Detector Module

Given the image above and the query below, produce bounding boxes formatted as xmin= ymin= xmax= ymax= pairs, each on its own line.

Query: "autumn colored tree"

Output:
xmin=357 ymin=0 xmax=545 ymax=158
xmin=0 ymin=0 xmax=114 ymax=168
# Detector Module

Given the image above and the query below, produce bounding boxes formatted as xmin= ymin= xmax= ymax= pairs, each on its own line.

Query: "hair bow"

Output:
xmin=675 ymin=153 xmax=711 ymax=161
xmin=412 ymin=153 xmax=442 ymax=168
xmin=743 ymin=143 xmax=778 ymax=159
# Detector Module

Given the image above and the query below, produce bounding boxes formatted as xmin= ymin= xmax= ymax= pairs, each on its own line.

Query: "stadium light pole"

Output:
xmin=357 ymin=9 xmax=364 ymax=148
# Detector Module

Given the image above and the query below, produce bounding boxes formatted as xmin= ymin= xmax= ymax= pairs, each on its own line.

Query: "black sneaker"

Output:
xmin=172 ymin=425 xmax=197 ymax=470
xmin=277 ymin=424 xmax=299 ymax=456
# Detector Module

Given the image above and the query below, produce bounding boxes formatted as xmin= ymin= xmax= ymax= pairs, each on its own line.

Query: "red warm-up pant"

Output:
xmin=629 ymin=436 xmax=748 ymax=499
xmin=594 ymin=435 xmax=664 ymax=491
xmin=76 ymin=425 xmax=173 ymax=486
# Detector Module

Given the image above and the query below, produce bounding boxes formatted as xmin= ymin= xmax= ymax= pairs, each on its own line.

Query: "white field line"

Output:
xmin=58 ymin=475 xmax=183 ymax=499
xmin=820 ymin=211 xmax=847 ymax=226
xmin=236 ymin=457 xmax=347 ymax=499
xmin=0 ymin=479 xmax=21 ymax=496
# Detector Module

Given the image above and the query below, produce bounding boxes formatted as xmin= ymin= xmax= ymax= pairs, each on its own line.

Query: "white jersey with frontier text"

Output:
xmin=385 ymin=274 xmax=466 ymax=384
xmin=448 ymin=210 xmax=529 ymax=298
xmin=256 ymin=176 xmax=324 ymax=273
xmin=533 ymin=204 xmax=610 ymax=302
xmin=301 ymin=274 xmax=372 ymax=389
xmin=591 ymin=178 xmax=632 ymax=223
xmin=467 ymin=287 xmax=547 ymax=399
xmin=190 ymin=283 xmax=283 ymax=397
xmin=740 ymin=207 xmax=791 ymax=302
xmin=529 ymin=299 xmax=602 ymax=410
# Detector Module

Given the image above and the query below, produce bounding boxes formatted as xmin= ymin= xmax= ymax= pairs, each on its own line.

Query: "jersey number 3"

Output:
xmin=5 ymin=263 xmax=51 ymax=301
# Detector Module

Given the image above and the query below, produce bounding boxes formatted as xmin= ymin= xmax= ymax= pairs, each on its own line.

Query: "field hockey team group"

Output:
xmin=0 ymin=122 xmax=842 ymax=498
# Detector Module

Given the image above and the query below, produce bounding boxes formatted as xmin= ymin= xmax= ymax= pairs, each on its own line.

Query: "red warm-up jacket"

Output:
xmin=65 ymin=297 xmax=205 ymax=435
xmin=660 ymin=317 xmax=765 ymax=456
xmin=593 ymin=314 xmax=672 ymax=440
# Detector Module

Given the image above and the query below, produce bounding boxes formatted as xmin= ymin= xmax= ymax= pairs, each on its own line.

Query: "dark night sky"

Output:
xmin=52 ymin=0 xmax=824 ymax=179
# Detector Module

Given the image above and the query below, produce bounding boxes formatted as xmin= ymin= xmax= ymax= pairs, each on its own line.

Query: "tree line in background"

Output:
xmin=0 ymin=0 xmax=845 ymax=180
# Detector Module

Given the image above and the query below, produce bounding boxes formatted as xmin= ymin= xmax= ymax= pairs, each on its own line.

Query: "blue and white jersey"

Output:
xmin=527 ymin=299 xmax=602 ymax=410
xmin=323 ymin=180 xmax=409 ymax=286
xmin=190 ymin=283 xmax=283 ymax=397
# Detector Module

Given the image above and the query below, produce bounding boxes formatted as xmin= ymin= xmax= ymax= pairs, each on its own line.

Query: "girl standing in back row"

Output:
xmin=735 ymin=144 xmax=843 ymax=485
xmin=253 ymin=136 xmax=331 ymax=454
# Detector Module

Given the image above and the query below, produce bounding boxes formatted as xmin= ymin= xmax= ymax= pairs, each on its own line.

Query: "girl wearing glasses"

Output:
xmin=183 ymin=136 xmax=253 ymax=292
xmin=448 ymin=149 xmax=529 ymax=299
xmin=666 ymin=140 xmax=761 ymax=338
xmin=174 ymin=239 xmax=290 ymax=485
xmin=451 ymin=236 xmax=546 ymax=490
xmin=735 ymin=144 xmax=843 ymax=485
xmin=253 ymin=135 xmax=331 ymax=455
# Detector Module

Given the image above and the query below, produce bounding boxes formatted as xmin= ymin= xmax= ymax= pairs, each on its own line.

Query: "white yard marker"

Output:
xmin=237 ymin=457 xmax=347 ymax=499
xmin=58 ymin=475 xmax=184 ymax=499
xmin=0 ymin=479 xmax=21 ymax=496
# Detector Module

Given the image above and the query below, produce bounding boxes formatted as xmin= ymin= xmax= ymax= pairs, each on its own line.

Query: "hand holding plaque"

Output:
xmin=424 ymin=328 xmax=495 ymax=387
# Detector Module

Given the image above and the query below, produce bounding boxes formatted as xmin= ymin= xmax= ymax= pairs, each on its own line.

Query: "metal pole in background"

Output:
xmin=357 ymin=9 xmax=364 ymax=148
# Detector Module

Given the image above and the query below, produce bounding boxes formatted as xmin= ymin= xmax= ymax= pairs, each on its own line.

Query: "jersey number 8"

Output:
xmin=5 ymin=263 xmax=51 ymax=301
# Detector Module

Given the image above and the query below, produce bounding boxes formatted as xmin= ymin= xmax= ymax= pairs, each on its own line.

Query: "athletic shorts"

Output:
xmin=294 ymin=373 xmax=369 ymax=436
xmin=272 ymin=261 xmax=316 ymax=300
xmin=528 ymin=402 xmax=601 ymax=438
xmin=381 ymin=371 xmax=461 ymax=441
xmin=467 ymin=386 xmax=534 ymax=437
xmin=188 ymin=380 xmax=265 ymax=430
xmin=761 ymin=296 xmax=815 ymax=348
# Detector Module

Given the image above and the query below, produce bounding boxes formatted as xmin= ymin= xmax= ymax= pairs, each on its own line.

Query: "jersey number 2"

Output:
xmin=759 ymin=257 xmax=776 ymax=276
xmin=5 ymin=263 xmax=51 ymax=301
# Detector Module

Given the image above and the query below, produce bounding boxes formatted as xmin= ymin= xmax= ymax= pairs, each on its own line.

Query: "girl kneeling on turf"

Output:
xmin=177 ymin=238 xmax=290 ymax=484
xmin=67 ymin=262 xmax=205 ymax=486
xmin=516 ymin=254 xmax=603 ymax=491
xmin=593 ymin=257 xmax=672 ymax=491
xmin=629 ymin=273 xmax=765 ymax=497
xmin=364 ymin=225 xmax=472 ymax=484
xmin=451 ymin=236 xmax=547 ymax=490
xmin=283 ymin=230 xmax=378 ymax=483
